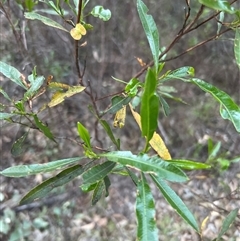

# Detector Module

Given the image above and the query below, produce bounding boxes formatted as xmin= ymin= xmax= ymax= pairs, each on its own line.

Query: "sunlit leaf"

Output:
xmin=101 ymin=151 xmax=188 ymax=182
xmin=125 ymin=78 xmax=142 ymax=97
xmin=136 ymin=173 xmax=158 ymax=241
xmin=165 ymin=159 xmax=211 ymax=170
xmin=24 ymin=12 xmax=68 ymax=32
xmin=217 ymin=208 xmax=239 ymax=240
xmin=199 ymin=0 xmax=236 ymax=14
xmin=20 ymin=164 xmax=87 ymax=204
xmin=0 ymin=61 xmax=27 ymax=89
xmin=77 ymin=122 xmax=91 ymax=148
xmin=11 ymin=132 xmax=29 ymax=157
xmin=82 ymin=161 xmax=116 ymax=185
xmin=129 ymin=104 xmax=171 ymax=160
xmin=151 ymin=175 xmax=199 ymax=232
xmin=48 ymin=86 xmax=85 ymax=107
xmin=0 ymin=157 xmax=84 ymax=177
xmin=137 ymin=0 xmax=159 ymax=73
xmin=70 ymin=23 xmax=87 ymax=40
xmin=234 ymin=27 xmax=240 ymax=69
xmin=91 ymin=6 xmax=111 ymax=21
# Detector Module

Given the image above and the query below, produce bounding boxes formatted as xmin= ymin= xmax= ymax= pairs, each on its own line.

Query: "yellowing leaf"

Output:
xmin=70 ymin=23 xmax=87 ymax=40
xmin=129 ymin=104 xmax=171 ymax=160
xmin=113 ymin=105 xmax=126 ymax=128
xmin=48 ymin=86 xmax=85 ymax=107
xmin=200 ymin=216 xmax=209 ymax=237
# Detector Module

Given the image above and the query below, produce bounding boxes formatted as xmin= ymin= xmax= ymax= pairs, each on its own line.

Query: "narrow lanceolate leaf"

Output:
xmin=0 ymin=113 xmax=16 ymax=120
xmin=130 ymin=104 xmax=171 ymax=160
xmin=101 ymin=151 xmax=188 ymax=182
xmin=92 ymin=180 xmax=105 ymax=205
xmin=137 ymin=0 xmax=159 ymax=72
xmin=24 ymin=76 xmax=45 ymax=100
xmin=198 ymin=0 xmax=236 ymax=14
xmin=141 ymin=68 xmax=159 ymax=143
xmin=33 ymin=114 xmax=56 ymax=142
xmin=106 ymin=96 xmax=132 ymax=114
xmin=82 ymin=161 xmax=116 ymax=185
xmin=24 ymin=12 xmax=68 ymax=32
xmin=190 ymin=78 xmax=240 ymax=132
xmin=77 ymin=122 xmax=91 ymax=148
xmin=216 ymin=208 xmax=239 ymax=241
xmin=234 ymin=27 xmax=240 ymax=69
xmin=0 ymin=61 xmax=27 ymax=89
xmin=159 ymin=66 xmax=195 ymax=82
xmin=165 ymin=159 xmax=211 ymax=170
xmin=0 ymin=157 xmax=84 ymax=177
xmin=0 ymin=87 xmax=11 ymax=101
xmin=11 ymin=132 xmax=29 ymax=157
xmin=151 ymin=175 xmax=199 ymax=232
xmin=47 ymin=86 xmax=85 ymax=107
xmin=136 ymin=173 xmax=158 ymax=241
xmin=99 ymin=119 xmax=120 ymax=149
xmin=20 ymin=164 xmax=88 ymax=205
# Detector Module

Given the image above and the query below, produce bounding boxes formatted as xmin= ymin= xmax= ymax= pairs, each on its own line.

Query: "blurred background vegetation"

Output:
xmin=0 ymin=0 xmax=239 ymax=240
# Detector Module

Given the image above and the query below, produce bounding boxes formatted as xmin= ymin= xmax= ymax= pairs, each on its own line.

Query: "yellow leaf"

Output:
xmin=70 ymin=23 xmax=87 ymax=40
xmin=129 ymin=104 xmax=171 ymax=160
xmin=48 ymin=86 xmax=85 ymax=107
xmin=200 ymin=216 xmax=209 ymax=237
xmin=113 ymin=105 xmax=126 ymax=128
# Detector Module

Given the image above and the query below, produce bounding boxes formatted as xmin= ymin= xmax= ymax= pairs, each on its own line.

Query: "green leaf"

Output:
xmin=0 ymin=157 xmax=83 ymax=177
xmin=81 ymin=182 xmax=97 ymax=192
xmin=33 ymin=114 xmax=56 ymax=142
xmin=92 ymin=180 xmax=105 ymax=205
xmin=159 ymin=95 xmax=170 ymax=116
xmin=125 ymin=78 xmax=142 ymax=97
xmin=190 ymin=78 xmax=240 ymax=132
xmin=151 ymin=175 xmax=199 ymax=232
xmin=159 ymin=66 xmax=195 ymax=82
xmin=141 ymin=68 xmax=159 ymax=143
xmin=199 ymin=0 xmax=236 ymax=14
xmin=0 ymin=87 xmax=11 ymax=101
xmin=99 ymin=119 xmax=120 ymax=149
xmin=103 ymin=175 xmax=111 ymax=197
xmin=165 ymin=159 xmax=211 ymax=170
xmin=216 ymin=208 xmax=239 ymax=240
xmin=0 ymin=113 xmax=16 ymax=120
xmin=24 ymin=12 xmax=68 ymax=32
xmin=24 ymin=76 xmax=45 ymax=100
xmin=208 ymin=141 xmax=221 ymax=160
xmin=91 ymin=6 xmax=111 ymax=21
xmin=234 ymin=27 xmax=240 ymax=69
xmin=82 ymin=161 xmax=116 ymax=185
xmin=77 ymin=122 xmax=91 ymax=148
xmin=136 ymin=173 xmax=158 ymax=241
xmin=137 ymin=0 xmax=159 ymax=73
xmin=106 ymin=96 xmax=132 ymax=114
xmin=101 ymin=151 xmax=188 ymax=182
xmin=11 ymin=132 xmax=29 ymax=157
xmin=20 ymin=164 xmax=88 ymax=204
xmin=0 ymin=61 xmax=27 ymax=89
